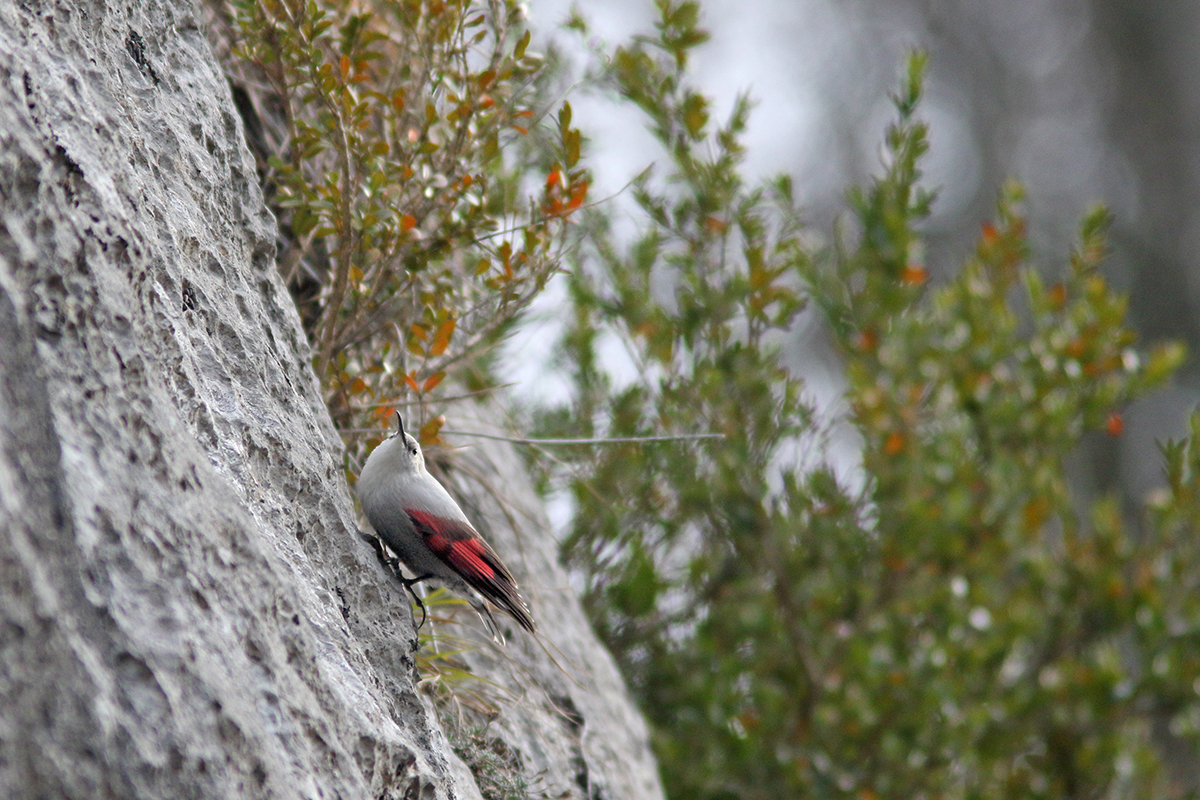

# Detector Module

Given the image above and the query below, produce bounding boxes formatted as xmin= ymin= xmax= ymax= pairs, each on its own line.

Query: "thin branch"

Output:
xmin=340 ymin=383 xmax=517 ymax=412
xmin=467 ymin=174 xmax=643 ymax=246
xmin=440 ymin=430 xmax=725 ymax=445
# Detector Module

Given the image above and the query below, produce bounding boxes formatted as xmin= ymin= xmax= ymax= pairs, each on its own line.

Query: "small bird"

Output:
xmin=357 ymin=413 xmax=536 ymax=639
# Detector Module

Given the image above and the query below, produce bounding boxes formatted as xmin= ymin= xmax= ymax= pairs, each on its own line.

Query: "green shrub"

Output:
xmin=535 ymin=6 xmax=1200 ymax=798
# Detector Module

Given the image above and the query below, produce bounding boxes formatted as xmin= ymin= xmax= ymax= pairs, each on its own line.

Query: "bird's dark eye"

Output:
xmin=410 ymin=448 xmax=418 ymax=455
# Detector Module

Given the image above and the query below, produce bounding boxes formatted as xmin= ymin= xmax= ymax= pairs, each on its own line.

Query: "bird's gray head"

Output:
xmin=384 ymin=412 xmax=425 ymax=473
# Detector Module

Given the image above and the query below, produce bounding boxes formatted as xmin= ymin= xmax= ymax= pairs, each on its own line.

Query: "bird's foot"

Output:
xmin=361 ymin=532 xmax=431 ymax=632
xmin=398 ymin=573 xmax=432 ymax=630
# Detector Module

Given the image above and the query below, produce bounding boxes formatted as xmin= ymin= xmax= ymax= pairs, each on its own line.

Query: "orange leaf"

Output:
xmin=884 ymin=431 xmax=905 ymax=455
xmin=404 ymin=373 xmax=419 ymax=392
xmin=567 ymin=180 xmax=589 ymax=211
xmin=901 ymin=265 xmax=928 ymax=285
xmin=401 ymin=214 xmax=417 ymax=231
xmin=423 ymin=371 xmax=446 ymax=392
xmin=545 ymin=170 xmax=561 ymax=190
xmin=430 ymin=318 xmax=456 ymax=356
xmin=516 ymin=109 xmax=535 ymax=118
xmin=512 ymin=125 xmax=528 ymax=135
xmin=349 ymin=377 xmax=368 ymax=394
xmin=853 ymin=328 xmax=878 ymax=353
xmin=339 ymin=54 xmax=350 ymax=77
xmin=1106 ymin=412 xmax=1124 ymax=437
xmin=419 ymin=414 xmax=445 ymax=445
xmin=980 ymin=222 xmax=999 ymax=244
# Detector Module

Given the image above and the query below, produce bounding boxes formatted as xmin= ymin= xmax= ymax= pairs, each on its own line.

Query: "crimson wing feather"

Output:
xmin=406 ymin=508 xmax=536 ymax=633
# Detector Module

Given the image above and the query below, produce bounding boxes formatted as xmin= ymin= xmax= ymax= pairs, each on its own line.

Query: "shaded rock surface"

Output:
xmin=0 ymin=1 xmax=664 ymax=798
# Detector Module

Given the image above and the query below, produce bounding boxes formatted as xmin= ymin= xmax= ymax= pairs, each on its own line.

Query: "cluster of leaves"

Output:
xmin=537 ymin=4 xmax=1200 ymax=798
xmin=225 ymin=0 xmax=589 ymax=454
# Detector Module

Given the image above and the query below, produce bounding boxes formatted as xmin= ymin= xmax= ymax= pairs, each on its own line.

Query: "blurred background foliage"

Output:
xmin=213 ymin=0 xmax=1200 ymax=797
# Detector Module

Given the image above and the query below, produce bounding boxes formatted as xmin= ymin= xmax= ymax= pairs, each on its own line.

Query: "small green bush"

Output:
xmin=226 ymin=0 xmax=588 ymax=455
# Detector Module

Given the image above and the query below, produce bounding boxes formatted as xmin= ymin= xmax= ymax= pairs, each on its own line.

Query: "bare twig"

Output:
xmin=440 ymin=430 xmax=725 ymax=445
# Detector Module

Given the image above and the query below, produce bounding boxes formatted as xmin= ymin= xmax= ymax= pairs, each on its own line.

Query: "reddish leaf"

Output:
xmin=901 ymin=265 xmax=928 ymax=285
xmin=853 ymin=328 xmax=878 ymax=353
xmin=567 ymin=180 xmax=589 ymax=211
xmin=1107 ymin=412 xmax=1124 ymax=437
xmin=419 ymin=414 xmax=445 ymax=445
xmin=404 ymin=373 xmax=419 ymax=392
xmin=430 ymin=318 xmax=456 ymax=356
xmin=423 ymin=371 xmax=446 ymax=392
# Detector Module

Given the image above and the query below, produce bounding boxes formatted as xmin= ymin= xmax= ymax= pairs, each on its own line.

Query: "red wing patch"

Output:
xmin=408 ymin=509 xmax=497 ymax=582
xmin=434 ymin=534 xmax=495 ymax=581
xmin=406 ymin=507 xmax=536 ymax=634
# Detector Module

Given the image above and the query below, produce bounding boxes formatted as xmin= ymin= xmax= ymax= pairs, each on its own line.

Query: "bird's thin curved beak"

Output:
xmin=396 ymin=412 xmax=406 ymax=437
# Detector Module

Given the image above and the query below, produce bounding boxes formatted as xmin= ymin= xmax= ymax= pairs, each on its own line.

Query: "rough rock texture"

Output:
xmin=0 ymin=1 xmax=664 ymax=799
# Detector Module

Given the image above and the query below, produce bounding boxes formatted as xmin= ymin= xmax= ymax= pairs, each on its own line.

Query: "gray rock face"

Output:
xmin=0 ymin=1 xmax=663 ymax=799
